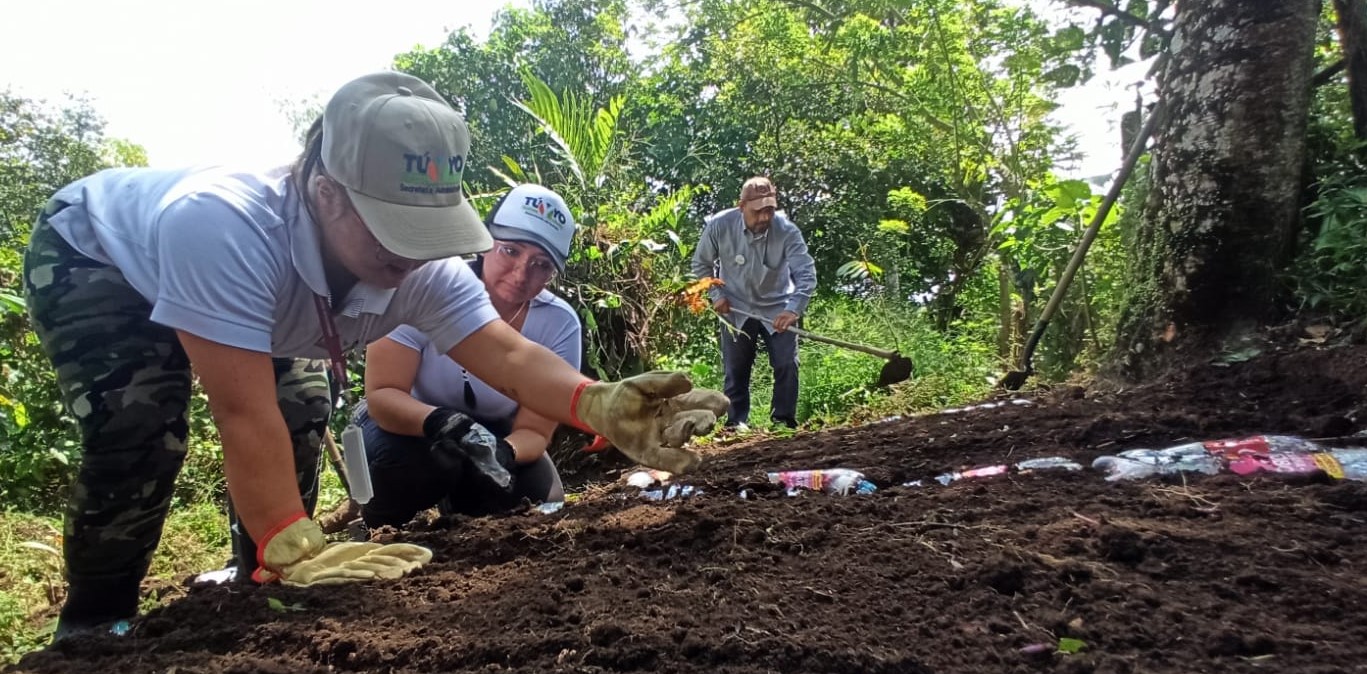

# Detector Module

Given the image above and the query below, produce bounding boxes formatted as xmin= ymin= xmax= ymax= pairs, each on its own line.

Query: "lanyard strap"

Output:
xmin=312 ymin=294 xmax=350 ymax=407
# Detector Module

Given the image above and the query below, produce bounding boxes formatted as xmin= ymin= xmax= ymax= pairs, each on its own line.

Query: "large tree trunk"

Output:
xmin=1113 ymin=0 xmax=1319 ymax=380
xmin=1334 ymin=0 xmax=1367 ymax=139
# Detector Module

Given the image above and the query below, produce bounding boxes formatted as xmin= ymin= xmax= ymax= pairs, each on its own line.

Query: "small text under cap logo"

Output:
xmin=401 ymin=152 xmax=465 ymax=194
xmin=522 ymin=196 xmax=568 ymax=229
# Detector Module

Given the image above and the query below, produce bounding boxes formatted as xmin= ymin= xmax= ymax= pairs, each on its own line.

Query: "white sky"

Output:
xmin=1 ymin=0 xmax=528 ymax=167
xmin=1 ymin=0 xmax=1137 ymax=178
xmin=1051 ymin=58 xmax=1156 ymax=180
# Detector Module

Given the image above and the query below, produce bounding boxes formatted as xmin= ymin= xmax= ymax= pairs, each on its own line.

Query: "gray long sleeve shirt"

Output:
xmin=691 ymin=208 xmax=817 ymax=331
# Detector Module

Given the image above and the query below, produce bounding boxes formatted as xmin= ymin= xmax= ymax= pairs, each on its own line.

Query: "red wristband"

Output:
xmin=255 ymin=511 xmax=308 ymax=570
xmin=568 ymin=379 xmax=596 ymax=434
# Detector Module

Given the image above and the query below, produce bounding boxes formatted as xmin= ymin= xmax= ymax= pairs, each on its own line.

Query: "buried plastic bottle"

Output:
xmin=1201 ymin=435 xmax=1341 ymax=477
xmin=1015 ymin=457 xmax=1083 ymax=472
xmin=903 ymin=457 xmax=1082 ymax=487
xmin=642 ymin=484 xmax=701 ymax=501
xmin=935 ymin=464 xmax=1009 ymax=486
xmin=1092 ymin=444 xmax=1222 ymax=481
xmin=1090 ymin=434 xmax=1367 ymax=482
xmin=1331 ymin=449 xmax=1367 ymax=480
xmin=767 ymin=469 xmax=877 ymax=496
xmin=625 ymin=469 xmax=674 ymax=488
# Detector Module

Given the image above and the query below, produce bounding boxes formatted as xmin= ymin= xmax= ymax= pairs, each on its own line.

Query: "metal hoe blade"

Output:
xmin=729 ymin=308 xmax=913 ymax=387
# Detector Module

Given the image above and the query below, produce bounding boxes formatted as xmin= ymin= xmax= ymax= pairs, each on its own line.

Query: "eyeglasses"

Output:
xmin=493 ymin=241 xmax=557 ymax=281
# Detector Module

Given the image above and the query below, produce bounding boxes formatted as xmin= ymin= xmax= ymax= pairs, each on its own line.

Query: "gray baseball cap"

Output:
xmin=322 ymin=71 xmax=492 ymax=260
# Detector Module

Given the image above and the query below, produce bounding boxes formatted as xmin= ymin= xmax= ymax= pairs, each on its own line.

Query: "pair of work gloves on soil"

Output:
xmin=256 ymin=372 xmax=729 ymax=587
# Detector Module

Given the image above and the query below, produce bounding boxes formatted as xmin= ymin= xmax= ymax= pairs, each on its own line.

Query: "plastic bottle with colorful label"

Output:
xmin=934 ymin=464 xmax=1009 ymax=485
xmin=767 ymin=469 xmax=877 ymax=495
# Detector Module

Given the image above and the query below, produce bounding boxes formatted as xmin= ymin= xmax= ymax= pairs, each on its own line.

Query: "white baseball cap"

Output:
xmin=322 ymin=71 xmax=492 ymax=261
xmin=486 ymin=184 xmax=577 ymax=271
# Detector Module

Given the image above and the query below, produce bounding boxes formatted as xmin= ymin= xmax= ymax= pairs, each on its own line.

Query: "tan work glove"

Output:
xmin=253 ymin=515 xmax=433 ymax=587
xmin=573 ymin=371 xmax=729 ymax=474
xmin=281 ymin=542 xmax=433 ymax=587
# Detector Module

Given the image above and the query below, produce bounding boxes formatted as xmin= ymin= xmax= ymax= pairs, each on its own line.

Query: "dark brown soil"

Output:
xmin=11 ymin=334 xmax=1367 ymax=674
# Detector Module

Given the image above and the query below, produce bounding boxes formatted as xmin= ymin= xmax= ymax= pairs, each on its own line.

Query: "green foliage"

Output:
xmin=467 ymin=69 xmax=710 ymax=379
xmin=0 ymin=92 xmax=148 ymax=510
xmin=1294 ymin=12 xmax=1367 ymax=327
xmin=169 ymin=390 xmax=227 ymax=508
xmin=1293 ymin=171 xmax=1367 ymax=325
xmin=632 ymin=0 xmax=1072 ymax=313
xmin=1055 ymin=0 xmax=1170 ymax=79
xmin=844 ymin=317 xmax=1001 ymax=422
xmin=266 ymin=597 xmax=306 ymax=613
xmin=0 ymin=512 xmax=61 ymax=664
xmin=510 ymin=71 xmax=624 ymax=192
xmin=394 ymin=0 xmax=634 ymax=191
xmin=0 ymin=505 xmax=229 ymax=665
xmin=400 ymin=0 xmax=1143 ymax=382
xmin=660 ymin=296 xmax=998 ymax=427
xmin=991 ymin=173 xmax=1127 ymax=379
xmin=145 ymin=501 xmax=230 ymax=580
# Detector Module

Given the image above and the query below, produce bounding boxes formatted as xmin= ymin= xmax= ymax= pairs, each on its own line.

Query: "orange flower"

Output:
xmin=681 ymin=277 xmax=725 ymax=314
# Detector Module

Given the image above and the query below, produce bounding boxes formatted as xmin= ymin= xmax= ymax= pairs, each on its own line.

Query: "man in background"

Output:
xmin=691 ymin=176 xmax=817 ymax=429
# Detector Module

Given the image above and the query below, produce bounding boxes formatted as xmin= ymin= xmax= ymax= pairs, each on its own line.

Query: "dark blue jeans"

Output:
xmin=721 ymin=317 xmax=799 ymax=427
xmin=354 ymin=407 xmax=564 ymax=528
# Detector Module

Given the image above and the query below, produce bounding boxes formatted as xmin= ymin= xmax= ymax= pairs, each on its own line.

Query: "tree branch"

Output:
xmin=1065 ymin=0 xmax=1155 ymax=32
xmin=1314 ymin=58 xmax=1347 ymax=87
xmin=775 ymin=0 xmax=837 ymax=21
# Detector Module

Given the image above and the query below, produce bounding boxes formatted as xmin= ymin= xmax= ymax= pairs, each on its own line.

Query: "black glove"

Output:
xmin=423 ymin=408 xmax=517 ymax=491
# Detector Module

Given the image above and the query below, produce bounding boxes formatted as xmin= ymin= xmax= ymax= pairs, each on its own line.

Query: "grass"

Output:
xmin=0 ymin=511 xmax=62 ymax=662
xmin=0 ymin=456 xmax=356 ymax=665
xmin=0 ymin=500 xmax=235 ymax=665
xmin=669 ymin=298 xmax=1000 ymax=429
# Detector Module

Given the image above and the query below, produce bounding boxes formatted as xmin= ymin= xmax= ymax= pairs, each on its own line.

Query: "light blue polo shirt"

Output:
xmin=386 ymin=290 xmax=581 ymax=435
xmin=691 ymin=207 xmax=817 ymax=332
xmin=45 ymin=166 xmax=497 ymax=358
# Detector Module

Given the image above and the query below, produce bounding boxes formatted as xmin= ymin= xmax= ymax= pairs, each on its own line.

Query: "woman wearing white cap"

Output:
xmin=22 ymin=71 xmax=726 ymax=640
xmin=356 ymin=184 xmax=583 ymax=526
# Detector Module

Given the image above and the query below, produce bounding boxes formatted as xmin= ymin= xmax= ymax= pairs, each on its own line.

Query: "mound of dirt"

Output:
xmin=11 ymin=336 xmax=1367 ymax=673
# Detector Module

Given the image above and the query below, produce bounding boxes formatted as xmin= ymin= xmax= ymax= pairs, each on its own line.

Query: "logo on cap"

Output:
xmin=401 ymin=152 xmax=465 ymax=194
xmin=522 ymin=196 xmax=569 ymax=230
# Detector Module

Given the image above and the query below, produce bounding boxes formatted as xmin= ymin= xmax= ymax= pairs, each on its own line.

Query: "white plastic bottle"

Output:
xmin=341 ymin=425 xmax=374 ymax=504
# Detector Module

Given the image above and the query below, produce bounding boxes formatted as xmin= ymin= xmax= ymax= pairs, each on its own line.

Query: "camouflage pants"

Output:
xmin=23 ymin=205 xmax=330 ymax=617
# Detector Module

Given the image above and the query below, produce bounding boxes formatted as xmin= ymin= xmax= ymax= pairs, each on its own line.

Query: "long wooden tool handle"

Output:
xmin=1018 ymin=101 xmax=1166 ymax=372
xmin=323 ymin=428 xmax=352 ymax=495
xmin=728 ymin=309 xmax=898 ymax=360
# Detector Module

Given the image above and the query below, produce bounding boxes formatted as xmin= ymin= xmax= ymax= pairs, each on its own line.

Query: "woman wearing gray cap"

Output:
xmin=22 ymin=71 xmax=726 ymax=640
xmin=357 ymin=183 xmax=582 ymax=526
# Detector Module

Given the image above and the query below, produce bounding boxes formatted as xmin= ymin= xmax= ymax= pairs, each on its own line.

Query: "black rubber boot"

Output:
xmin=53 ymin=574 xmax=141 ymax=643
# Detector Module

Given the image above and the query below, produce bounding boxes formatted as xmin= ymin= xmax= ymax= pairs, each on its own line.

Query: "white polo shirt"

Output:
xmin=386 ymin=290 xmax=581 ymax=432
xmin=45 ymin=166 xmax=498 ymax=358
